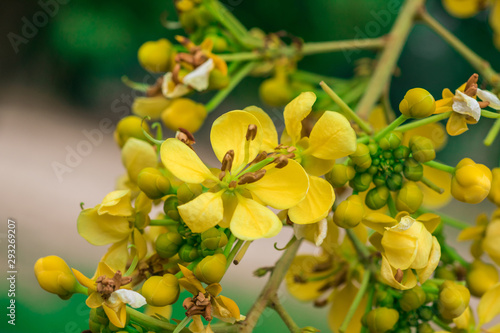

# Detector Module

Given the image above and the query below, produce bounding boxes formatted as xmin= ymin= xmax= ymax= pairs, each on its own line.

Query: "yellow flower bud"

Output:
xmin=396 ymin=181 xmax=423 ymax=213
xmin=350 ymin=143 xmax=372 ymax=171
xmin=141 ymin=274 xmax=180 ymax=307
xmin=326 ymin=164 xmax=356 ymax=188
xmin=400 ymin=285 xmax=426 ymax=312
xmin=488 ymin=168 xmax=500 ymax=206
xmin=177 ymin=183 xmax=203 ymax=204
xmin=259 ymin=76 xmax=294 ymax=107
xmin=132 ymin=95 xmax=172 ymax=120
xmin=483 ymin=218 xmax=500 ymax=266
xmin=161 ymin=98 xmax=207 ymax=133
xmin=334 ymin=195 xmax=365 ymax=228
xmin=365 ymin=186 xmax=390 ymax=210
xmin=366 ymin=307 xmax=399 ymax=333
xmin=34 ymin=256 xmax=79 ymax=300
xmin=208 ymin=69 xmax=230 ymax=90
xmin=114 ymin=116 xmax=151 ymax=148
xmin=438 ymin=280 xmax=470 ymax=320
xmin=409 ymin=136 xmax=436 ymax=163
xmin=138 ymin=39 xmax=175 ymax=73
xmin=194 ymin=253 xmax=227 ymax=284
xmin=137 ymin=167 xmax=171 ymax=199
xmin=156 ymin=232 xmax=184 ymax=258
xmin=466 ymin=260 xmax=499 ymax=297
xmin=399 ymin=88 xmax=436 ymax=118
xmin=451 ymin=158 xmax=492 ymax=204
xmin=442 ymin=0 xmax=481 ymax=18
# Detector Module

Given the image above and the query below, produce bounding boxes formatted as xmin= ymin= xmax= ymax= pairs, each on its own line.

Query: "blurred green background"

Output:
xmin=1 ymin=0 xmax=499 ymax=332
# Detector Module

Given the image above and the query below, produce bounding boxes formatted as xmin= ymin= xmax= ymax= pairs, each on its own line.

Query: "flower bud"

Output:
xmin=366 ymin=307 xmax=399 ymax=333
xmin=177 ymin=183 xmax=203 ymax=204
xmin=161 ymin=98 xmax=207 ymax=133
xmin=409 ymin=136 xmax=435 ymax=163
xmin=89 ymin=307 xmax=109 ymax=333
xmin=375 ymin=289 xmax=394 ymax=307
xmin=114 ymin=116 xmax=151 ymax=148
xmin=393 ymin=163 xmax=403 ymax=173
xmin=350 ymin=143 xmax=372 ymax=171
xmin=365 ymin=186 xmax=390 ymax=210
xmin=178 ymin=244 xmax=200 ymax=262
xmin=438 ymin=281 xmax=470 ymax=320
xmin=34 ymin=256 xmax=79 ymax=300
xmin=141 ymin=274 xmax=180 ymax=306
xmin=379 ymin=132 xmax=402 ymax=150
xmin=259 ymin=76 xmax=294 ymax=107
xmin=156 ymin=232 xmax=184 ymax=258
xmin=138 ymin=39 xmax=175 ymax=73
xmin=466 ymin=260 xmax=499 ymax=297
xmin=417 ymin=306 xmax=433 ymax=321
xmin=373 ymin=175 xmax=386 ymax=187
xmin=208 ymin=69 xmax=230 ymax=90
xmin=488 ymin=168 xmax=500 ymax=206
xmin=163 ymin=196 xmax=180 ymax=221
xmin=350 ymin=173 xmax=373 ymax=192
xmin=386 ymin=173 xmax=403 ymax=191
xmin=434 ymin=266 xmax=456 ymax=281
xmin=137 ymin=168 xmax=171 ymax=199
xmin=396 ymin=182 xmax=423 ymax=213
xmin=368 ymin=143 xmax=379 ymax=156
xmin=326 ymin=164 xmax=356 ymax=188
xmin=393 ymin=146 xmax=410 ymax=160
xmin=400 ymin=285 xmax=426 ymax=312
xmin=194 ymin=253 xmax=227 ymax=284
xmin=403 ymin=158 xmax=423 ymax=181
xmin=201 ymin=228 xmax=228 ymax=251
xmin=399 ymin=88 xmax=436 ymax=119
xmin=451 ymin=158 xmax=492 ymax=204
xmin=334 ymin=195 xmax=365 ymax=228
xmin=416 ymin=322 xmax=433 ymax=333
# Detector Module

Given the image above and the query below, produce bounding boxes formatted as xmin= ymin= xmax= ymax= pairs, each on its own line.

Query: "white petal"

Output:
xmin=293 ymin=219 xmax=328 ymax=246
xmin=314 ymin=219 xmax=328 ymax=246
xmin=162 ymin=73 xmax=190 ymax=98
xmin=453 ymin=90 xmax=481 ymax=121
xmin=477 ymin=88 xmax=500 ymax=110
xmin=386 ymin=215 xmax=415 ymax=232
xmin=109 ymin=289 xmax=146 ymax=308
xmin=183 ymin=58 xmax=214 ymax=91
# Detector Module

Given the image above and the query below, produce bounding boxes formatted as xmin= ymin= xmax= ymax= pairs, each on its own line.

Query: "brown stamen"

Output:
xmin=250 ymin=151 xmax=269 ymax=165
xmin=95 ymin=271 xmax=131 ymax=300
xmin=146 ymin=77 xmax=164 ymax=97
xmin=221 ymin=150 xmax=235 ymax=172
xmin=464 ymin=73 xmax=479 ymax=93
xmin=175 ymin=53 xmax=194 ymax=65
xmin=286 ymin=146 xmax=297 ymax=153
xmin=237 ymin=169 xmax=266 ymax=185
xmin=183 ymin=292 xmax=212 ymax=321
xmin=246 ymin=124 xmax=258 ymax=141
xmin=394 ymin=268 xmax=404 ymax=283
xmin=229 ymin=180 xmax=237 ymax=188
xmin=172 ymin=63 xmax=182 ymax=85
xmin=274 ymin=155 xmax=289 ymax=168
xmin=479 ymin=101 xmax=490 ymax=108
xmin=314 ymin=299 xmax=328 ymax=308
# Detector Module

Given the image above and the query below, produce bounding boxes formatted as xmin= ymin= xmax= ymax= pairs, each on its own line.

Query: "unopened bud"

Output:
xmin=375 ymin=290 xmax=394 ymax=308
xmin=488 ymin=168 xmax=500 ymax=206
xmin=156 ymin=232 xmax=184 ymax=258
xmin=208 ymin=69 xmax=229 ymax=90
xmin=451 ymin=158 xmax=492 ymax=204
xmin=379 ymin=132 xmax=402 ymax=150
xmin=114 ymin=116 xmax=151 ymax=148
xmin=163 ymin=196 xmax=180 ymax=221
xmin=366 ymin=307 xmax=399 ymax=333
xmin=138 ymin=39 xmax=175 ymax=73
xmin=396 ymin=182 xmax=423 ymax=213
xmin=178 ymin=244 xmax=200 ymax=262
xmin=200 ymin=228 xmax=228 ymax=252
xmin=137 ymin=168 xmax=171 ymax=200
xmin=334 ymin=195 xmax=365 ymax=228
xmin=142 ymin=274 xmax=180 ymax=306
xmin=438 ymin=281 xmax=470 ymax=320
xmin=365 ymin=186 xmax=390 ymax=210
xmin=326 ymin=164 xmax=356 ymax=188
xmin=194 ymin=253 xmax=227 ymax=284
xmin=34 ymin=256 xmax=80 ymax=300
xmin=350 ymin=173 xmax=373 ymax=192
xmin=350 ymin=143 xmax=372 ymax=171
xmin=400 ymin=285 xmax=426 ymax=311
xmin=259 ymin=76 xmax=294 ymax=107
xmin=416 ymin=322 xmax=433 ymax=333
xmin=161 ymin=98 xmax=207 ymax=133
xmin=403 ymin=158 xmax=423 ymax=181
xmin=466 ymin=260 xmax=499 ymax=297
xmin=409 ymin=136 xmax=435 ymax=163
xmin=399 ymin=88 xmax=436 ymax=119
xmin=177 ymin=183 xmax=203 ymax=204
xmin=386 ymin=173 xmax=403 ymax=191
xmin=393 ymin=146 xmax=410 ymax=160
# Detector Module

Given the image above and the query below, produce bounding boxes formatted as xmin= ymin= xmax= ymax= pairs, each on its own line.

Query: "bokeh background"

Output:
xmin=1 ymin=0 xmax=499 ymax=332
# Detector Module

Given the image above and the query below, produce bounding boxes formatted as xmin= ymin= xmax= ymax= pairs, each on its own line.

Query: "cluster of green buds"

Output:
xmin=89 ymin=307 xmax=126 ymax=333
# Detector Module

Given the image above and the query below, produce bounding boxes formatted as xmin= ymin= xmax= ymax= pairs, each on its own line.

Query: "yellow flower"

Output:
xmin=132 ymin=95 xmax=172 ymax=120
xmin=121 ymin=138 xmax=158 ymax=184
xmin=451 ymin=158 xmax=492 ymax=204
xmin=489 ymin=167 xmax=500 ymax=206
xmin=114 ymin=115 xmax=152 ymax=148
xmin=161 ymin=98 xmax=207 ymax=133
xmin=160 ymin=110 xmax=309 ymax=240
xmin=34 ymin=256 xmax=83 ymax=299
xmin=138 ymin=38 xmax=176 ymax=73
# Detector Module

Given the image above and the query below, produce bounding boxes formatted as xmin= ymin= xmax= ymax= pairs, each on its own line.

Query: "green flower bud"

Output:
xmin=382 ymin=150 xmax=393 ymax=160
xmin=416 ymin=322 xmax=433 ymax=333
xmin=373 ymin=175 xmax=386 ymax=187
xmin=194 ymin=253 xmax=227 ymax=284
xmin=208 ymin=69 xmax=230 ymax=90
xmin=372 ymin=158 xmax=381 ymax=166
xmin=393 ymin=163 xmax=404 ymax=173
xmin=178 ymin=244 xmax=200 ymax=262
xmin=156 ymin=232 xmax=184 ymax=258
xmin=379 ymin=131 xmax=402 ymax=150
xmin=393 ymin=146 xmax=410 ymax=160
xmin=417 ymin=306 xmax=434 ymax=321
xmin=114 ymin=116 xmax=151 ymax=148
xmin=177 ymin=183 xmax=203 ymax=204
xmin=396 ymin=181 xmax=423 ymax=213
xmin=334 ymin=195 xmax=365 ymax=228
xmin=407 ymin=312 xmax=419 ymax=326
xmin=326 ymin=164 xmax=356 ymax=188
xmin=201 ymin=227 xmax=228 ymax=251
xmin=438 ymin=281 xmax=470 ymax=320
xmin=466 ymin=260 xmax=499 ymax=297
xmin=386 ymin=173 xmax=403 ymax=191
xmin=399 ymin=88 xmax=436 ymax=119
xmin=365 ymin=186 xmax=390 ymax=210
xmin=368 ymin=143 xmax=379 ymax=156
xmin=375 ymin=290 xmax=394 ymax=308
xmin=368 ymin=165 xmax=379 ymax=175
xmin=350 ymin=173 xmax=373 ymax=192
xmin=409 ymin=136 xmax=436 ymax=163
xmin=141 ymin=274 xmax=180 ymax=306
xmin=400 ymin=285 xmax=426 ymax=311
xmin=403 ymin=158 xmax=423 ymax=181
xmin=137 ymin=168 xmax=171 ymax=200
xmin=163 ymin=196 xmax=180 ymax=221
xmin=350 ymin=143 xmax=372 ymax=171
xmin=366 ymin=307 xmax=399 ymax=333
xmin=434 ymin=266 xmax=456 ymax=280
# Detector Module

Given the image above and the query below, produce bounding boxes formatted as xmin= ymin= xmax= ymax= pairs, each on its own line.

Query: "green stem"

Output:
xmin=339 ymin=270 xmax=372 ymax=333
xmin=320 ymin=81 xmax=373 ymax=134
xmin=420 ymin=176 xmax=444 ymax=194
xmin=233 ymin=241 xmax=252 ymax=265
xmin=374 ymin=115 xmax=408 ymax=141
xmin=269 ymin=295 xmax=301 ymax=333
xmin=421 ymin=285 xmax=439 ymax=294
xmin=484 ymin=118 xmax=500 ymax=146
xmin=481 ymin=110 xmax=500 ymax=118
xmin=149 ymin=218 xmax=180 ymax=226
xmin=356 ymin=0 xmax=426 ymax=118
xmin=290 ymin=69 xmax=348 ymax=86
xmin=387 ymin=195 xmax=397 ymax=218
xmin=432 ymin=316 xmax=452 ymax=331
xmin=418 ymin=208 xmax=470 ymax=230
xmin=345 ymin=229 xmax=371 ymax=262
xmin=173 ymin=316 xmax=192 ymax=333
xmin=217 ymin=52 xmax=261 ymax=62
xmin=395 ymin=111 xmax=452 ymax=132
xmin=226 ymin=239 xmax=244 ymax=270
xmin=74 ymin=283 xmax=88 ymax=295
xmin=121 ymin=76 xmax=149 ymax=92
xmin=224 ymin=233 xmax=236 ymax=257
xmin=174 ymin=259 xmax=201 ymax=279
xmin=206 ymin=61 xmax=257 ymax=113
xmin=442 ymin=243 xmax=470 ymax=269
xmin=424 ymin=160 xmax=455 ymax=174
xmin=127 ymin=307 xmax=184 ymax=332
xmin=360 ymin=286 xmax=375 ymax=333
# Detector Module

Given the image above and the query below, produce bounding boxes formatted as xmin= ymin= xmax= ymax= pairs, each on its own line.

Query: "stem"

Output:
xmin=360 ymin=287 xmax=375 ymax=333
xmin=356 ymin=0 xmax=426 ymax=118
xmin=442 ymin=243 xmax=470 ymax=269
xmin=395 ymin=111 xmax=452 ymax=132
xmin=387 ymin=195 xmax=397 ymax=218
xmin=149 ymin=218 xmax=179 ymax=226
xmin=174 ymin=259 xmax=201 ymax=279
xmin=420 ymin=176 xmax=444 ymax=194
xmin=224 ymin=233 xmax=236 ymax=257
xmin=481 ymin=110 xmax=500 ymax=118
xmin=173 ymin=316 xmax=192 ymax=333
xmin=206 ymin=61 xmax=257 ymax=113
xmin=418 ymin=208 xmax=470 ymax=230
xmin=339 ymin=270 xmax=372 ymax=333
xmin=374 ymin=115 xmax=408 ymax=141
xmin=269 ymin=295 xmax=300 ymax=333
xmin=290 ymin=69 xmax=348 ymax=86
xmin=233 ymin=241 xmax=252 ymax=265
xmin=127 ymin=307 xmax=183 ymax=332
xmin=424 ymin=160 xmax=455 ymax=174
xmin=240 ymin=237 xmax=302 ymax=333
xmin=320 ymin=81 xmax=373 ymax=134
xmin=345 ymin=229 xmax=371 ymax=262
xmin=217 ymin=52 xmax=261 ymax=62
xmin=432 ymin=316 xmax=452 ymax=331
xmin=418 ymin=10 xmax=500 ymax=91
xmin=226 ymin=239 xmax=244 ymax=270
xmin=484 ymin=119 xmax=500 ymax=146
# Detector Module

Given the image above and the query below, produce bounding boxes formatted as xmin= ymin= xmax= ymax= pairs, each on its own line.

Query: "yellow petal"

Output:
xmin=101 ymin=238 xmax=129 ymax=273
xmin=402 ymin=122 xmax=447 ymax=151
xmin=284 ymin=92 xmax=316 ymax=145
xmin=478 ymin=283 xmax=500 ymax=326
xmin=305 ymin=111 xmax=357 ymax=160
xmin=215 ymin=295 xmax=241 ymax=322
xmin=210 ymin=111 xmax=263 ymax=169
xmin=328 ymin=282 xmax=367 ymax=333
xmin=286 ymin=255 xmax=332 ymax=301
xmin=177 ymin=191 xmax=224 ymax=233
xmin=132 ymin=95 xmax=171 ymax=120
xmin=289 ymin=175 xmax=334 ymax=224
xmin=72 ymin=268 xmax=94 ymax=289
xmin=417 ymin=213 xmax=441 ymax=234
xmin=245 ymin=159 xmax=309 ymax=210
xmin=483 ymin=221 xmax=500 ymax=266
xmin=178 ymin=264 xmax=206 ymax=294
xmin=86 ymin=292 xmax=104 ymax=308
xmin=382 ymin=229 xmax=419 ymax=270
xmin=457 ymin=226 xmax=486 ymax=241
xmin=229 ymin=194 xmax=282 ymax=240
xmin=103 ymin=303 xmax=127 ymax=328
xmin=419 ymin=165 xmax=452 ymax=209
xmin=122 ymin=138 xmax=157 ymax=183
xmin=416 ymin=236 xmax=441 ymax=283
xmin=369 ymin=105 xmax=388 ymax=132
xmin=362 ymin=213 xmax=398 ymax=234
xmin=205 ymin=283 xmax=222 ymax=297
xmin=380 ymin=255 xmax=417 ymax=290
xmin=443 ymin=0 xmax=480 ymax=18
xmin=300 ymin=154 xmax=336 ymax=177
xmin=160 ymin=138 xmax=216 ymax=183
xmin=447 ymin=110 xmax=469 ymax=136
xmin=98 ymin=190 xmax=133 ymax=216
xmin=244 ymin=106 xmax=278 ymax=152
xmin=407 ymin=223 xmax=433 ymax=270
xmin=77 ymin=207 xmax=131 ymax=246
xmin=453 ymin=306 xmax=473 ymax=329
xmin=369 ymin=232 xmax=384 ymax=252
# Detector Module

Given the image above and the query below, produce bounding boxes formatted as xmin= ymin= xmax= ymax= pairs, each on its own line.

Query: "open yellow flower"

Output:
xmin=459 ymin=209 xmax=500 ymax=265
xmin=161 ymin=110 xmax=309 ymax=240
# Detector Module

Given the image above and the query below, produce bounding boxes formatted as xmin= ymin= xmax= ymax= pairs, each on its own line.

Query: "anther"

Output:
xmin=221 ymin=150 xmax=234 ymax=172
xmin=246 ymin=124 xmax=258 ymax=141
xmin=286 ymin=146 xmax=297 ymax=153
xmin=176 ymin=128 xmax=196 ymax=145
xmin=250 ymin=151 xmax=268 ymax=165
xmin=237 ymin=169 xmax=266 ymax=185
xmin=479 ymin=101 xmax=490 ymax=108
xmin=394 ymin=268 xmax=404 ymax=283
xmin=464 ymin=73 xmax=479 ymax=92
xmin=175 ymin=52 xmax=194 ymax=65
xmin=229 ymin=180 xmax=237 ymax=188
xmin=146 ymin=77 xmax=163 ymax=97
xmin=274 ymin=155 xmax=289 ymax=168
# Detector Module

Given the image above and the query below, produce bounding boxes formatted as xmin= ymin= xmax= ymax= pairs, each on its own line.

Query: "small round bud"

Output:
xmin=379 ymin=132 xmax=402 ymax=150
xmin=177 ymin=183 xmax=203 ymax=204
xmin=368 ymin=165 xmax=379 ymax=175
xmin=194 ymin=253 xmax=227 ymax=284
xmin=138 ymin=39 xmax=175 ymax=73
xmin=403 ymin=158 xmax=423 ymax=181
xmin=373 ymin=175 xmax=386 ymax=187
xmin=488 ymin=168 xmax=500 ymax=206
xmin=141 ymin=274 xmax=180 ymax=306
xmin=368 ymin=143 xmax=379 ymax=156
xmin=163 ymin=196 xmax=180 ymax=221
xmin=417 ymin=306 xmax=434 ymax=321
xmin=366 ymin=307 xmax=399 ymax=333
xmin=161 ymin=98 xmax=207 ymax=133
xmin=396 ymin=182 xmax=423 ymax=213
xmin=350 ymin=143 xmax=372 ymax=171
xmin=416 ymin=322 xmax=433 ymax=333
xmin=326 ymin=164 xmax=356 ymax=188
xmin=451 ymin=158 xmax=492 ymax=204
xmin=393 ymin=163 xmax=404 ymax=173
xmin=466 ymin=260 xmax=499 ymax=297
xmin=114 ymin=116 xmax=151 ymax=148
xmin=386 ymin=173 xmax=403 ymax=191
xmin=34 ymin=256 xmax=79 ymax=300
xmin=350 ymin=173 xmax=373 ymax=192
xmin=372 ymin=158 xmax=381 ymax=166
xmin=156 ymin=232 xmax=184 ymax=258
xmin=399 ymin=88 xmax=436 ymax=119
xmin=375 ymin=290 xmax=394 ymax=307
xmin=407 ymin=312 xmax=419 ymax=326
xmin=382 ymin=151 xmax=393 ymax=160
xmin=208 ymin=69 xmax=230 ymax=90
xmin=178 ymin=244 xmax=200 ymax=262
xmin=201 ymin=227 xmax=228 ymax=253
xmin=365 ymin=186 xmax=390 ymax=210
xmin=400 ymin=285 xmax=426 ymax=312
xmin=137 ymin=168 xmax=171 ymax=200
xmin=334 ymin=195 xmax=365 ymax=228
xmin=438 ymin=281 xmax=470 ymax=320
xmin=409 ymin=136 xmax=436 ymax=163
xmin=434 ymin=266 xmax=456 ymax=280
xmin=259 ymin=76 xmax=293 ymax=107
xmin=393 ymin=146 xmax=410 ymax=160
